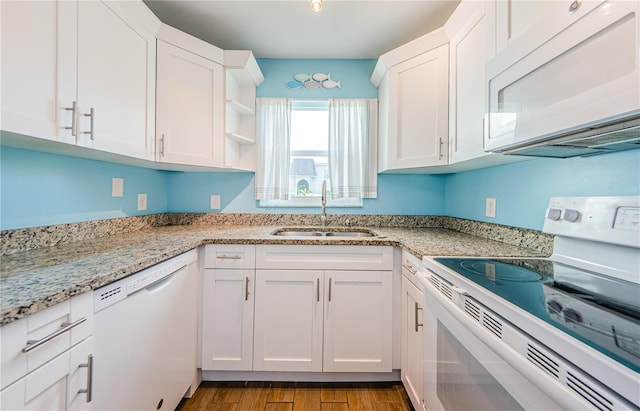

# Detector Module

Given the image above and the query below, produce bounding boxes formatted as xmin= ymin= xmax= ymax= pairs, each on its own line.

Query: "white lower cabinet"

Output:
xmin=253 ymin=269 xmax=392 ymax=373
xmin=253 ymin=245 xmax=394 ymax=374
xmin=202 ymin=268 xmax=255 ymax=371
xmin=0 ymin=293 xmax=94 ymax=411
xmin=253 ymin=270 xmax=324 ymax=372
xmin=322 ymin=270 xmax=392 ymax=372
xmin=201 ymin=245 xmax=256 ymax=371
xmin=202 ymin=244 xmax=394 ymax=375
xmin=401 ymin=275 xmax=424 ymax=410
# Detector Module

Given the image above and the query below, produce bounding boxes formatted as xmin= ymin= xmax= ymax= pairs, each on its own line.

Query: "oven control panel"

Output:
xmin=543 ymin=196 xmax=640 ymax=248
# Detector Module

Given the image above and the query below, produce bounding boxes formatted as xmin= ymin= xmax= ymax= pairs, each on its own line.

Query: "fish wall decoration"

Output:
xmin=287 ymin=73 xmax=342 ymax=89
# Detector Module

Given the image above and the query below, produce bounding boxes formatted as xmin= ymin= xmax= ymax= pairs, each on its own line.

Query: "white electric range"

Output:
xmin=420 ymin=196 xmax=639 ymax=411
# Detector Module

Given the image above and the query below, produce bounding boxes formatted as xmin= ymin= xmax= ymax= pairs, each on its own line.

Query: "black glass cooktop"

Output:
xmin=434 ymin=257 xmax=640 ymax=373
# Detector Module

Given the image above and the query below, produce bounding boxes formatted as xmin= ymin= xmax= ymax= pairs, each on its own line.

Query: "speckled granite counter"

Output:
xmin=1 ymin=221 xmax=552 ymax=326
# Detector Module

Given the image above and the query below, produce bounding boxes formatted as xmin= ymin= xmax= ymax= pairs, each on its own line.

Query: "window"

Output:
xmin=256 ymin=98 xmax=377 ymax=207
xmin=260 ymin=100 xmax=363 ymax=207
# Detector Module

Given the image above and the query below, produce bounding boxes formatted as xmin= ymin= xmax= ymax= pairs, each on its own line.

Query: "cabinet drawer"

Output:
xmin=0 ymin=293 xmax=93 ymax=390
xmin=402 ymin=251 xmax=424 ymax=290
xmin=204 ymin=244 xmax=256 ymax=269
xmin=256 ymin=245 xmax=393 ymax=271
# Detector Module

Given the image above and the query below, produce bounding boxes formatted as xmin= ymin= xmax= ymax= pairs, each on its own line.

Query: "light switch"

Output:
xmin=112 ymin=178 xmax=124 ymax=197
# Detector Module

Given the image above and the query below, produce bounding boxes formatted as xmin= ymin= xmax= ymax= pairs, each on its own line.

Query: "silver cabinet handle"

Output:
xmin=160 ymin=133 xmax=165 ymax=157
xmin=245 ymin=276 xmax=250 ymax=301
xmin=83 ymin=108 xmax=95 ymax=140
xmin=403 ymin=263 xmax=417 ymax=275
xmin=217 ymin=254 xmax=242 ymax=260
xmin=415 ymin=302 xmax=423 ymax=332
xmin=317 ymin=278 xmax=320 ymax=302
xmin=569 ymin=0 xmax=581 ymax=13
xmin=328 ymin=277 xmax=332 ymax=302
xmin=78 ymin=354 xmax=93 ymax=402
xmin=22 ymin=317 xmax=87 ymax=353
xmin=64 ymin=101 xmax=77 ymax=136
xmin=438 ymin=138 xmax=444 ymax=160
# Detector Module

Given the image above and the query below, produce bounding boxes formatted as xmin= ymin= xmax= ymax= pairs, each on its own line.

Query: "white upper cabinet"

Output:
xmin=1 ymin=1 xmax=73 ymax=143
xmin=73 ymin=1 xmax=156 ymax=159
xmin=155 ymin=26 xmax=263 ymax=171
xmin=1 ymin=1 xmax=158 ymax=161
xmin=445 ymin=1 xmax=496 ymax=164
xmin=495 ymin=1 xmax=561 ymax=52
xmin=372 ymin=29 xmax=450 ymax=172
xmin=156 ymin=36 xmax=224 ymax=167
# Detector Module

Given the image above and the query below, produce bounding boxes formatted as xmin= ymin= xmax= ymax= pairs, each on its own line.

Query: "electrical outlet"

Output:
xmin=112 ymin=178 xmax=124 ymax=197
xmin=138 ymin=194 xmax=147 ymax=211
xmin=210 ymin=195 xmax=221 ymax=210
xmin=486 ymin=198 xmax=497 ymax=218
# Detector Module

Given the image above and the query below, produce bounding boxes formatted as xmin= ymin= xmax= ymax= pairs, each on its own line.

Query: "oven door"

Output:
xmin=420 ymin=272 xmax=564 ymax=411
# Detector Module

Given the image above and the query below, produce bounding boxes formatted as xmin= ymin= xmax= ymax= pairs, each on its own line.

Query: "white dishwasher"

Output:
xmin=92 ymin=249 xmax=198 ymax=411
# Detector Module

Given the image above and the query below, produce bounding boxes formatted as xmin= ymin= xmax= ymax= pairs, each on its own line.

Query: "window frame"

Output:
xmin=259 ymin=99 xmax=363 ymax=208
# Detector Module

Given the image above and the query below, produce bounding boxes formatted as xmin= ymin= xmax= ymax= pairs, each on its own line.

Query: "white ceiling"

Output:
xmin=143 ymin=0 xmax=461 ymax=59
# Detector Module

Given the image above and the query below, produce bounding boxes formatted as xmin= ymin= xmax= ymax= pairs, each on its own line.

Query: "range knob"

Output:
xmin=562 ymin=209 xmax=580 ymax=222
xmin=563 ymin=308 xmax=583 ymax=323
xmin=546 ymin=208 xmax=562 ymax=221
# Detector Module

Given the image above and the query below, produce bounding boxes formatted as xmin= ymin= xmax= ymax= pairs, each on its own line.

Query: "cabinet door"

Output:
xmin=323 ymin=271 xmax=392 ymax=372
xmin=156 ymin=40 xmax=224 ymax=167
xmin=0 ymin=1 xmax=75 ymax=143
xmin=202 ymin=269 xmax=254 ymax=371
xmin=0 ymin=351 xmax=70 ymax=411
xmin=75 ymin=1 xmax=154 ymax=160
xmin=401 ymin=276 xmax=424 ymax=411
xmin=448 ymin=1 xmax=496 ymax=163
xmin=387 ymin=44 xmax=449 ymax=169
xmin=253 ymin=270 xmax=324 ymax=372
xmin=67 ymin=338 xmax=93 ymax=411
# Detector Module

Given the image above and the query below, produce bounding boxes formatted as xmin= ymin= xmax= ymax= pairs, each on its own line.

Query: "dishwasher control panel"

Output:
xmin=94 ymin=249 xmax=197 ymax=313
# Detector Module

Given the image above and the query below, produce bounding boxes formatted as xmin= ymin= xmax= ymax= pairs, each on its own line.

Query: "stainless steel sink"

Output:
xmin=271 ymin=229 xmax=376 ymax=237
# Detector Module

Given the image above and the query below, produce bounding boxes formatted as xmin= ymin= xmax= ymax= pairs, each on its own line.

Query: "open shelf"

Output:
xmin=226 ymin=99 xmax=254 ymax=116
xmin=226 ymin=132 xmax=254 ymax=145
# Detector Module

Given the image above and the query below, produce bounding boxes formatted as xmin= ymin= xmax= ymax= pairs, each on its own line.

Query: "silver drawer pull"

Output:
xmin=245 ymin=276 xmax=250 ymax=301
xmin=328 ymin=277 xmax=333 ymax=302
xmin=415 ymin=302 xmax=423 ymax=332
xmin=317 ymin=278 xmax=320 ymax=302
xmin=78 ymin=354 xmax=94 ymax=402
xmin=22 ymin=317 xmax=87 ymax=353
xmin=216 ymin=254 xmax=242 ymax=260
xmin=403 ymin=263 xmax=417 ymax=275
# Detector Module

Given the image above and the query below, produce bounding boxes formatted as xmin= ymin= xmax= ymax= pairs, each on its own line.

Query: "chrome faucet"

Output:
xmin=320 ymin=180 xmax=327 ymax=227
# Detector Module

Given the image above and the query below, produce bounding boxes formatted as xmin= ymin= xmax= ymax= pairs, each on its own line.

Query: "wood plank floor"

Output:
xmin=176 ymin=382 xmax=413 ymax=411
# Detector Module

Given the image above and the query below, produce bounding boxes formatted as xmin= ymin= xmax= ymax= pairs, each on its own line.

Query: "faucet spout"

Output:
xmin=320 ymin=180 xmax=327 ymax=227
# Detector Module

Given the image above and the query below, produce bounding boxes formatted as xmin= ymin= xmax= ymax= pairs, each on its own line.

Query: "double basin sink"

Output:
xmin=271 ymin=228 xmax=376 ymax=238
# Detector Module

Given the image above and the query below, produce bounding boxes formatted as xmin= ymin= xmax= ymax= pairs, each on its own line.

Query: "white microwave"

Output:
xmin=485 ymin=0 xmax=640 ymax=158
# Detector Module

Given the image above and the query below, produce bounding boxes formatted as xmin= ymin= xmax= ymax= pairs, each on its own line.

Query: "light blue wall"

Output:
xmin=3 ymin=146 xmax=639 ymax=231
xmin=445 ymin=150 xmax=640 ymax=230
xmin=0 ymin=147 xmax=169 ymax=230
xmin=256 ymin=59 xmax=378 ymax=99
xmin=167 ymin=172 xmax=445 ymax=216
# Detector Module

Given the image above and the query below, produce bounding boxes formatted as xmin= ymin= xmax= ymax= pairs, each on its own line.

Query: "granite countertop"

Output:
xmin=0 ymin=224 xmax=549 ymax=326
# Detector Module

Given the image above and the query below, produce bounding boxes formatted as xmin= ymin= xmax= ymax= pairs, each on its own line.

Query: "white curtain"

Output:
xmin=255 ymin=98 xmax=291 ymax=200
xmin=328 ymin=99 xmax=378 ymax=199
